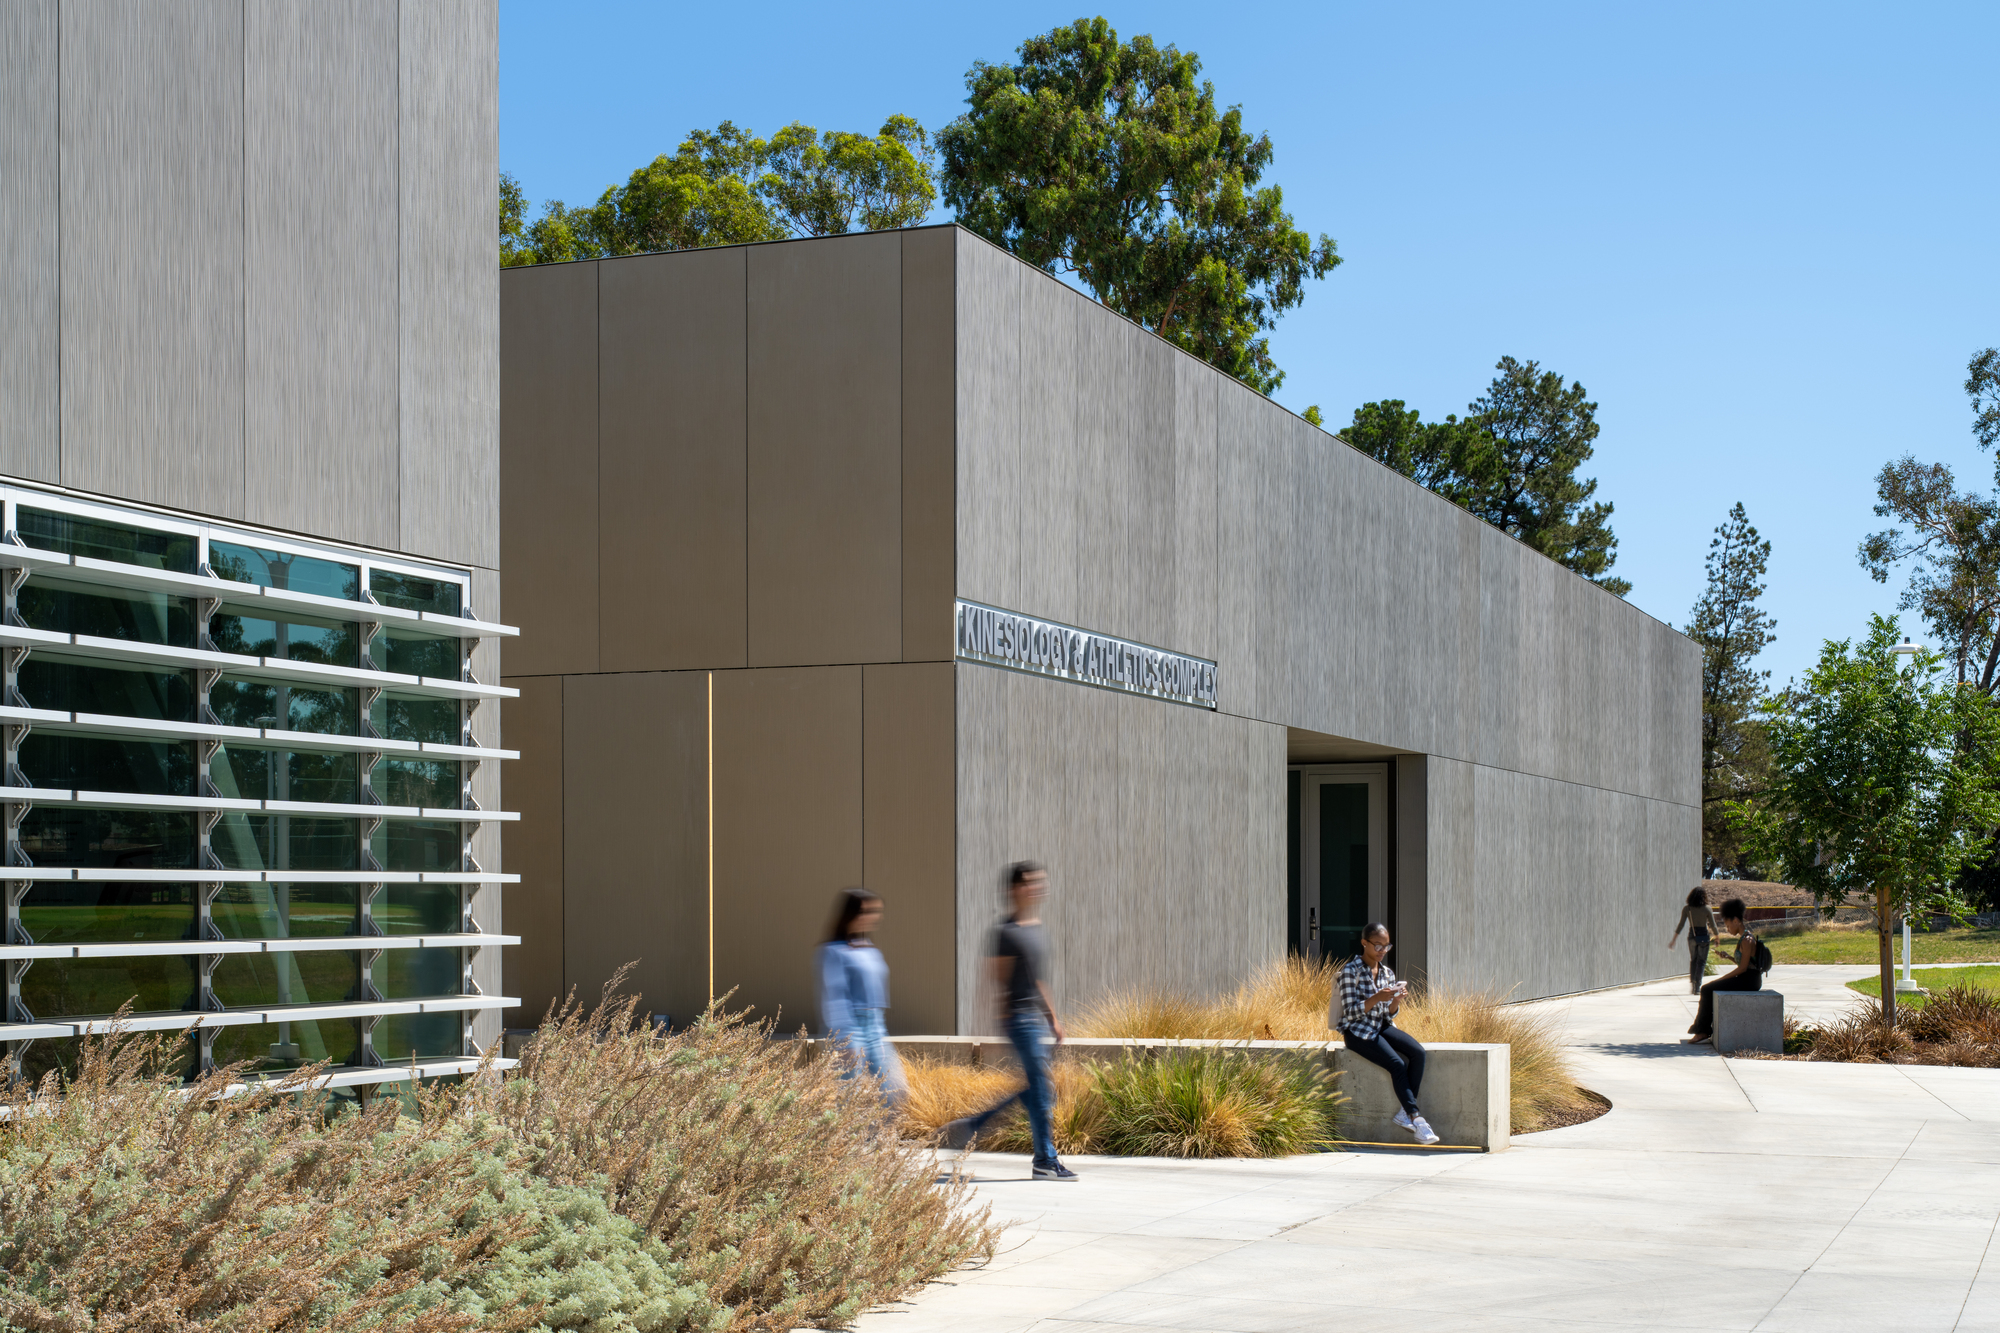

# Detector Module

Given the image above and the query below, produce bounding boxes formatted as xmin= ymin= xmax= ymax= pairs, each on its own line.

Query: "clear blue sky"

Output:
xmin=500 ymin=1 xmax=2000 ymax=689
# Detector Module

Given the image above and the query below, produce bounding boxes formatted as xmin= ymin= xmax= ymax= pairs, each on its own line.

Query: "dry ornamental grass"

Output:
xmin=1773 ymin=985 xmax=2000 ymax=1067
xmin=0 ymin=975 xmax=995 ymax=1332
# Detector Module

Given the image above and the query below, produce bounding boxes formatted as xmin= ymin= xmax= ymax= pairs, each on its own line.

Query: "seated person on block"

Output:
xmin=1685 ymin=896 xmax=1771 ymax=1045
xmin=1331 ymin=923 xmax=1440 ymax=1145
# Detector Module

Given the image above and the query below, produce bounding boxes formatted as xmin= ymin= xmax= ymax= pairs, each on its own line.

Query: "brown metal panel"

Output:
xmin=398 ymin=0 xmax=498 ymax=569
xmin=499 ymin=673 xmax=561 ymax=1028
xmin=0 ymin=0 xmax=57 ymax=482
xmin=713 ymin=666 xmax=863 ymax=1032
xmin=59 ymin=0 xmax=244 ymax=515
xmin=243 ymin=0 xmax=398 ymax=549
xmin=862 ymin=662 xmax=956 ymax=1034
xmin=953 ymin=230 xmax=1025 ymax=618
xmin=499 ymin=263 xmax=599 ymax=676
xmin=900 ymin=229 xmax=956 ymax=662
xmin=561 ymin=669 xmax=709 ymax=1027
xmin=746 ymin=233 xmax=902 ymax=667
xmin=598 ymin=248 xmax=747 ymax=671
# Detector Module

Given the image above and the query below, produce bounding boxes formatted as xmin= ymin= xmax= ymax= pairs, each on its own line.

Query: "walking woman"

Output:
xmin=1331 ymin=923 xmax=1440 ymax=1145
xmin=1685 ymin=897 xmax=1767 ymax=1045
xmin=816 ymin=887 xmax=907 ymax=1108
xmin=1668 ymin=886 xmax=1718 ymax=995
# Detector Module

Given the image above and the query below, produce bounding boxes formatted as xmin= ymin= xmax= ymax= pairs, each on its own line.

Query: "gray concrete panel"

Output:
xmin=746 ymin=233 xmax=901 ymax=667
xmin=0 ymin=0 xmax=57 ymax=483
xmin=900 ymin=229 xmax=956 ymax=662
xmin=243 ymin=0 xmax=398 ymax=549
xmin=953 ymin=233 xmax=1025 ymax=624
xmin=562 ymin=669 xmax=709 ymax=1028
xmin=863 ymin=662 xmax=957 ymax=1034
xmin=498 ymin=261 xmax=598 ymax=676
xmin=59 ymin=0 xmax=245 ymax=516
xmin=956 ymin=661 xmax=1285 ymax=1030
xmin=398 ymin=0 xmax=498 ymax=568
xmin=598 ymin=248 xmax=748 ymax=672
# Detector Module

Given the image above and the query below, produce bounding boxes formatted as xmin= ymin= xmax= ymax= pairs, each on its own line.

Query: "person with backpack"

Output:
xmin=1684 ymin=897 xmax=1771 ymax=1045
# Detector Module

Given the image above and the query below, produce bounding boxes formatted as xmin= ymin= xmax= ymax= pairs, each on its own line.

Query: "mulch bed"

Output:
xmin=1518 ymin=1088 xmax=1612 ymax=1133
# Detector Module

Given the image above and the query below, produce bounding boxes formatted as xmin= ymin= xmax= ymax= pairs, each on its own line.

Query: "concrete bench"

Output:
xmin=1714 ymin=990 xmax=1784 ymax=1055
xmin=863 ymin=1034 xmax=1511 ymax=1152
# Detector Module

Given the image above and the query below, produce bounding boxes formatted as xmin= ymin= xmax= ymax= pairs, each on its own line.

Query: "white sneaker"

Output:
xmin=1411 ymin=1114 xmax=1441 ymax=1146
xmin=1393 ymin=1110 xmax=1414 ymax=1132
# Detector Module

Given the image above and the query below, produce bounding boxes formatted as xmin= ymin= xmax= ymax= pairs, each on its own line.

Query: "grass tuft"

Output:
xmin=1783 ymin=986 xmax=2000 ymax=1067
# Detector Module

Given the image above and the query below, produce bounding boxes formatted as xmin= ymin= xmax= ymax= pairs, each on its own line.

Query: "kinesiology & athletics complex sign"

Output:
xmin=954 ymin=599 xmax=1217 ymax=709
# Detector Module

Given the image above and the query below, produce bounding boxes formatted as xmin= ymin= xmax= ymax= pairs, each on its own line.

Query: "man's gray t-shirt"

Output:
xmin=993 ymin=918 xmax=1049 ymax=1016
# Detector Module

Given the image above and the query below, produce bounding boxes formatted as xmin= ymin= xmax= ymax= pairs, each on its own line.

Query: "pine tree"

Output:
xmin=1687 ymin=503 xmax=1777 ymax=876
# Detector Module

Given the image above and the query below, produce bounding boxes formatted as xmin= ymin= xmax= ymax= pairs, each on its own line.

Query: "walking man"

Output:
xmin=941 ymin=861 xmax=1078 ymax=1180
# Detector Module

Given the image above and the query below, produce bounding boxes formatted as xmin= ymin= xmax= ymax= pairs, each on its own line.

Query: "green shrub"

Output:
xmin=1087 ymin=1046 xmax=1343 ymax=1158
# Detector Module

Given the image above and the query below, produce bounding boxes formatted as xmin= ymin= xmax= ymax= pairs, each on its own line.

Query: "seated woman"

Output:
xmin=1685 ymin=897 xmax=1763 ymax=1045
xmin=1330 ymin=922 xmax=1439 ymax=1145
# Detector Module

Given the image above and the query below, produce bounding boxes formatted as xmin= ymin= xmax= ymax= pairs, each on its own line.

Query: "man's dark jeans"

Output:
xmin=966 ymin=1011 xmax=1058 ymax=1167
xmin=1343 ymin=1025 xmax=1427 ymax=1117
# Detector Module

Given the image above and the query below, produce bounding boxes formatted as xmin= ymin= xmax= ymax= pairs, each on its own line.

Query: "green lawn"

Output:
xmin=1765 ymin=926 xmax=2000 ymax=966
xmin=1846 ymin=965 xmax=2000 ymax=1002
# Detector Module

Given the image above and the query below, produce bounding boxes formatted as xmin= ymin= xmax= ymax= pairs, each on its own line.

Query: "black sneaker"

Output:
xmin=1032 ymin=1163 xmax=1079 ymax=1181
xmin=937 ymin=1117 xmax=975 ymax=1151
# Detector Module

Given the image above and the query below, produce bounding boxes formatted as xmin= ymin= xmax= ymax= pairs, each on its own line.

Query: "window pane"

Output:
xmin=369 ymin=570 xmax=461 ymax=617
xmin=374 ymin=1011 xmax=460 ymax=1062
xmin=18 ymin=660 xmax=193 ymax=722
xmin=212 ymin=746 xmax=358 ymax=805
xmin=381 ymin=946 xmax=458 ymax=996
xmin=210 ymin=950 xmax=358 ymax=1008
xmin=374 ymin=820 xmax=459 ymax=874
xmin=19 ymin=734 xmax=193 ymax=795
xmin=18 ymin=506 xmax=195 ymax=572
xmin=21 ymin=881 xmax=192 ymax=943
xmin=373 ymin=694 xmax=458 ymax=744
xmin=375 ymin=630 xmax=457 ymax=677
xmin=21 ymin=809 xmax=194 ymax=869
xmin=212 ymin=678 xmax=358 ymax=735
xmin=22 ymin=955 xmax=197 ymax=1019
xmin=213 ymin=814 xmax=357 ymax=873
xmin=19 ymin=581 xmax=192 ymax=646
xmin=207 ymin=540 xmax=358 ymax=602
xmin=211 ymin=882 xmax=358 ymax=940
xmin=378 ymin=758 xmax=457 ymax=810
xmin=379 ymin=882 xmax=458 ymax=935
xmin=209 ymin=1018 xmax=358 ymax=1073
xmin=210 ymin=609 xmax=358 ymax=667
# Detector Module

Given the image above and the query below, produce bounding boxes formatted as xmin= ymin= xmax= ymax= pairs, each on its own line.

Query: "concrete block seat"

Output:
xmin=1714 ymin=989 xmax=1784 ymax=1055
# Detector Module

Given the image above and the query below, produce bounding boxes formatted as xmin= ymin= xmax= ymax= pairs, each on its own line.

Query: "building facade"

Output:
xmin=500 ymin=226 xmax=1700 ymax=1036
xmin=0 ymin=0 xmax=513 ymax=1087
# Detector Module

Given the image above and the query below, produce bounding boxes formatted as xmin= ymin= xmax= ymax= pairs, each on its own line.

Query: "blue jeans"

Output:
xmin=967 ymin=1011 xmax=1058 ymax=1167
xmin=834 ymin=1009 xmax=906 ymax=1108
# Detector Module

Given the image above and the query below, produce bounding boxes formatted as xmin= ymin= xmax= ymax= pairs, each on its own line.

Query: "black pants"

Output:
xmin=1687 ymin=929 xmax=1710 ymax=994
xmin=1691 ymin=969 xmax=1761 ymax=1038
xmin=1343 ymin=1026 xmax=1426 ymax=1116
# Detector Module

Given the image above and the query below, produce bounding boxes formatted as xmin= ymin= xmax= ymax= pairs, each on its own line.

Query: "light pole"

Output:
xmin=1891 ymin=639 xmax=1925 ymax=995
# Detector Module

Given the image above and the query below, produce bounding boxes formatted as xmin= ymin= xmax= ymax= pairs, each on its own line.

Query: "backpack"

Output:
xmin=1752 ymin=934 xmax=1773 ymax=975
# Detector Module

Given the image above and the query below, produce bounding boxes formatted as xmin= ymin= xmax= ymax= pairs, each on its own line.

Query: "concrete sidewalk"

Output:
xmin=856 ymin=967 xmax=2000 ymax=1333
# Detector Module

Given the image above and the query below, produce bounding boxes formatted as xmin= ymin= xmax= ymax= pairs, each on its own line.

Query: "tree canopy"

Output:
xmin=1329 ymin=358 xmax=1628 ymax=595
xmin=500 ymin=117 xmax=936 ymax=266
xmin=1687 ymin=503 xmax=1776 ymax=876
xmin=1728 ymin=615 xmax=2000 ymax=1023
xmin=938 ymin=18 xmax=1338 ymax=394
xmin=1860 ymin=457 xmax=2000 ymax=693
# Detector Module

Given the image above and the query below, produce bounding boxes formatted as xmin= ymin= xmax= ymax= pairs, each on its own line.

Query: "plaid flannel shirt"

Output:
xmin=1335 ymin=955 xmax=1397 ymax=1040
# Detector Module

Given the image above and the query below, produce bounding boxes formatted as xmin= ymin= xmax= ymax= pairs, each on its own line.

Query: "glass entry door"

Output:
xmin=1296 ymin=765 xmax=1388 ymax=964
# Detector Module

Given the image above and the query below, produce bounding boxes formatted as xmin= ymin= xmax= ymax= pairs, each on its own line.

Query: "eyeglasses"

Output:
xmin=1368 ymin=941 xmax=1393 ymax=951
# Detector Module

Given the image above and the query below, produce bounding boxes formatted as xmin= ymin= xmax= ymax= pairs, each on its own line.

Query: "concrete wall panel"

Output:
xmin=900 ymin=229 xmax=956 ymax=661
xmin=59 ymin=0 xmax=245 ymax=515
xmin=561 ymin=670 xmax=709 ymax=1027
xmin=746 ymin=234 xmax=902 ymax=667
xmin=0 ymin=0 xmax=57 ymax=483
xmin=501 ymin=673 xmax=562 ymax=1028
xmin=713 ymin=666 xmax=864 ymax=1032
xmin=953 ymin=233 xmax=1025 ymax=625
xmin=243 ymin=0 xmax=398 ymax=548
xmin=863 ymin=662 xmax=956 ymax=1034
xmin=599 ymin=248 xmax=747 ymax=672
xmin=398 ymin=0 xmax=498 ymax=568
xmin=498 ymin=261 xmax=598 ymax=676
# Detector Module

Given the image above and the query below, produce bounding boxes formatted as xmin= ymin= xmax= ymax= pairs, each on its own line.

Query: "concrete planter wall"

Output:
xmin=816 ymin=1035 xmax=1512 ymax=1152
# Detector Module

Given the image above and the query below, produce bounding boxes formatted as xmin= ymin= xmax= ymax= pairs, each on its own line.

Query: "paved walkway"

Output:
xmin=856 ymin=967 xmax=2000 ymax=1333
